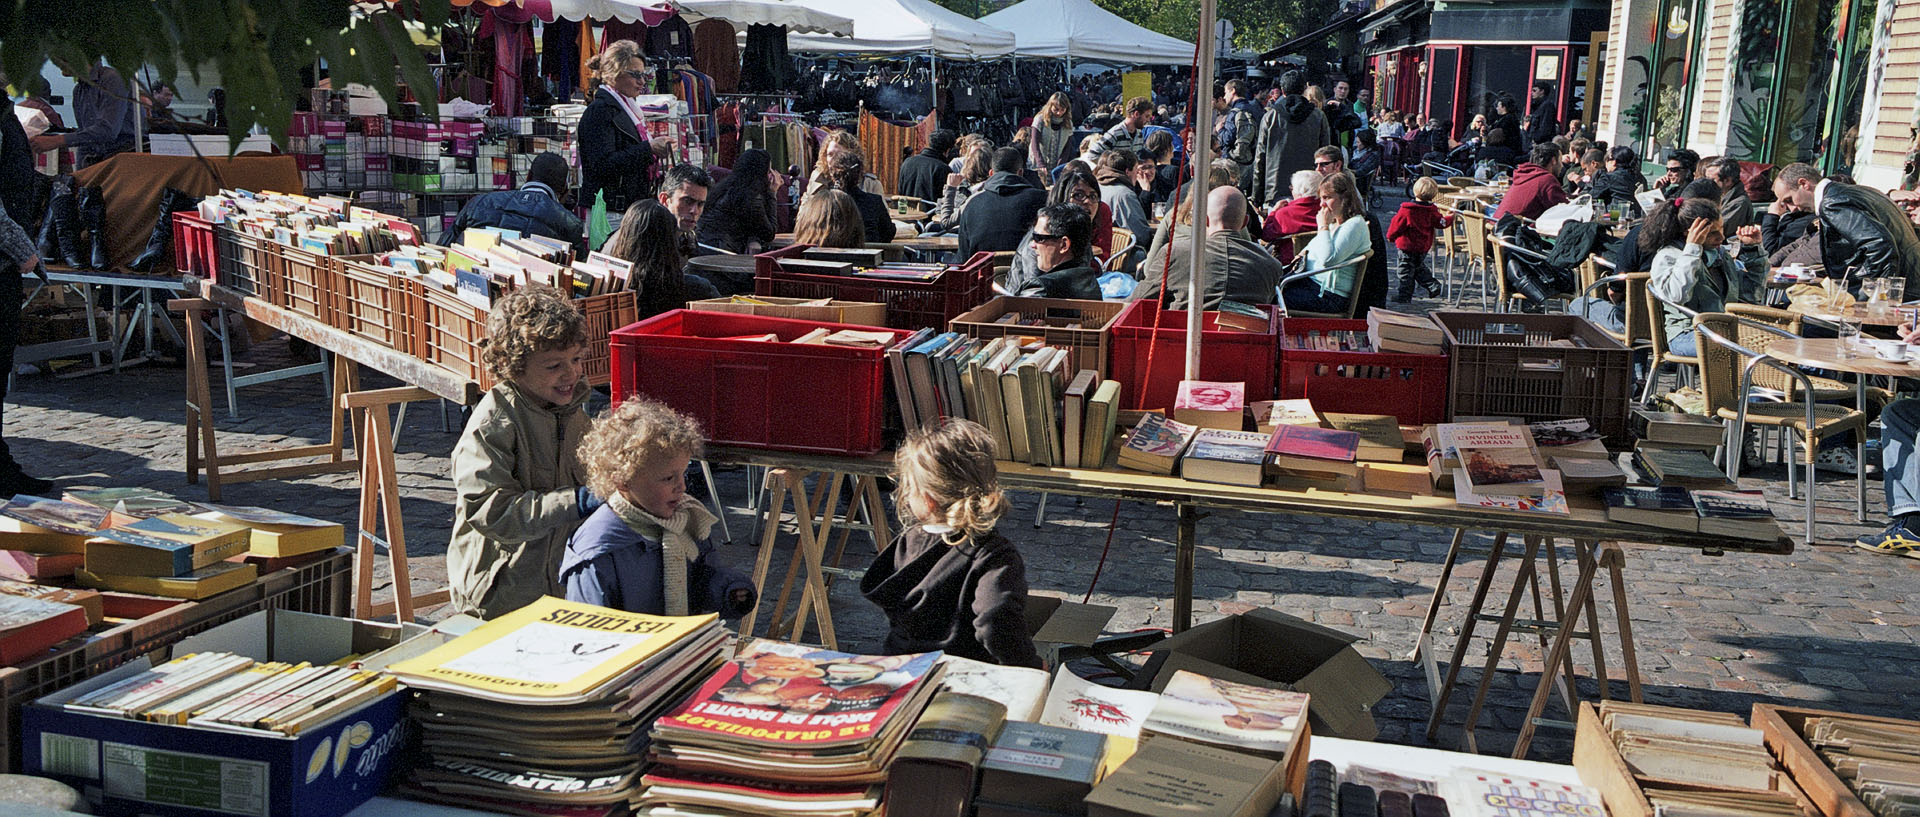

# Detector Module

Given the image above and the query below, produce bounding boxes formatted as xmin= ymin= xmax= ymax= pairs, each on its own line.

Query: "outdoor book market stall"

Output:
xmin=2 ymin=180 xmax=1915 ymax=817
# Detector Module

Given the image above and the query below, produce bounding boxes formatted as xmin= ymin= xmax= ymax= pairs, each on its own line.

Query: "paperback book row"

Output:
xmin=0 ymin=487 xmax=344 ymax=666
xmin=887 ymin=330 xmax=1123 ymax=469
xmin=774 ymin=244 xmax=981 ymax=283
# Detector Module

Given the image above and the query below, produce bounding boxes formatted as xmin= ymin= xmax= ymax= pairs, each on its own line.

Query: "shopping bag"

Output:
xmin=588 ymin=190 xmax=612 ymax=252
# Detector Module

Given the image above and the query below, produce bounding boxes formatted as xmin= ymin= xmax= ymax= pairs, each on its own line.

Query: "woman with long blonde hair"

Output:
xmin=1031 ymin=91 xmax=1077 ymax=170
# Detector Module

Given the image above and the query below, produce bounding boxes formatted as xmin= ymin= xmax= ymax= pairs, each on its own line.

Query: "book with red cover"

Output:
xmin=1265 ymin=424 xmax=1362 ymax=479
xmin=0 ymin=593 xmax=88 ymax=665
xmin=651 ymin=640 xmax=944 ymax=752
xmin=0 ymin=550 xmax=82 ymax=581
xmin=1264 ymin=424 xmax=1361 ymax=462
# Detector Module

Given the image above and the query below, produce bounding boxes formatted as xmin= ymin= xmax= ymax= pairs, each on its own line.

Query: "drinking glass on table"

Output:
xmin=1839 ymin=315 xmax=1863 ymax=359
xmin=1887 ymin=278 xmax=1906 ymax=307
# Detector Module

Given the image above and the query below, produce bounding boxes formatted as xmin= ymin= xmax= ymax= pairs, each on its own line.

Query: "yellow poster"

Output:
xmin=1122 ymin=71 xmax=1153 ymax=105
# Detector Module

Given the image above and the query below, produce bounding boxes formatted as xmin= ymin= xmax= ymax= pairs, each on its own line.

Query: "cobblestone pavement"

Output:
xmin=13 ymin=315 xmax=1916 ymax=765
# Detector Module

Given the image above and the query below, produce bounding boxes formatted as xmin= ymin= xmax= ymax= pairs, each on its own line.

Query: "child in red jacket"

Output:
xmin=1386 ymin=176 xmax=1456 ymax=300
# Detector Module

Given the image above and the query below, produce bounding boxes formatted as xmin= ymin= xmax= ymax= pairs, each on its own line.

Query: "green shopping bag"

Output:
xmin=588 ymin=190 xmax=612 ymax=251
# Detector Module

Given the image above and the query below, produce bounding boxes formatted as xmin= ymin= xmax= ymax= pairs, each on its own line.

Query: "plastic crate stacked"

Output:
xmin=1107 ymin=300 xmax=1282 ymax=411
xmin=1279 ymin=318 xmax=1449 ymax=426
xmin=1433 ymin=311 xmax=1634 ymax=446
xmin=0 ymin=549 xmax=350 ymax=771
xmin=754 ymin=244 xmax=996 ymax=331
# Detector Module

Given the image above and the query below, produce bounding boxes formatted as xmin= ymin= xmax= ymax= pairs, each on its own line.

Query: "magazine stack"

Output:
xmin=636 ymin=639 xmax=948 ymax=816
xmin=384 ymin=597 xmax=728 ymax=817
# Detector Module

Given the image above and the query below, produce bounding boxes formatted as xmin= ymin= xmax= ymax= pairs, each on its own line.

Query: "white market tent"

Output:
xmin=544 ymin=0 xmax=855 ymax=36
xmin=782 ymin=0 xmax=1016 ymax=58
xmin=979 ymin=0 xmax=1195 ymax=64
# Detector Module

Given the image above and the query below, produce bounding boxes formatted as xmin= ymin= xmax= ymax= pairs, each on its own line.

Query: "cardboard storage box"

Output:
xmin=687 ymin=296 xmax=887 ymax=327
xmin=23 ymin=610 xmax=435 ymax=817
xmin=1132 ymin=608 xmax=1391 ymax=740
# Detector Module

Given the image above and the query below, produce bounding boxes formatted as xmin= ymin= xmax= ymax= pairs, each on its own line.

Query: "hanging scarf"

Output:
xmin=608 ymin=491 xmax=717 ymax=616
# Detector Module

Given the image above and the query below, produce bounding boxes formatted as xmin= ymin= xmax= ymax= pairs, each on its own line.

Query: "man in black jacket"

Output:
xmin=956 ymin=148 xmax=1047 ymax=259
xmin=441 ymin=152 xmax=586 ymax=255
xmin=1775 ymin=161 xmax=1920 ymax=291
xmin=897 ymin=129 xmax=955 ymax=206
xmin=1524 ymin=82 xmax=1558 ymax=148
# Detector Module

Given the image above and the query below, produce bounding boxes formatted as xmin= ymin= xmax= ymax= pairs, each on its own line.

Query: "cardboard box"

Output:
xmin=687 ymin=296 xmax=887 ymax=327
xmin=23 ymin=610 xmax=436 ymax=817
xmin=1025 ymin=593 xmax=1118 ymax=668
xmin=1133 ymin=608 xmax=1391 ymax=740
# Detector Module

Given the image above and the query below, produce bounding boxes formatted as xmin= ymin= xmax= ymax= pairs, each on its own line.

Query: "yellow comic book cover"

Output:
xmin=387 ymin=596 xmax=718 ymax=704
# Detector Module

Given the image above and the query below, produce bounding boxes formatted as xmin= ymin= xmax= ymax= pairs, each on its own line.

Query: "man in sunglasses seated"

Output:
xmin=1016 ymin=204 xmax=1102 ymax=300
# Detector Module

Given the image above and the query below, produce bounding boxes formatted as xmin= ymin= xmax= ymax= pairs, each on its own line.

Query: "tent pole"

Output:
xmin=1186 ymin=0 xmax=1217 ymax=380
xmin=930 ymin=52 xmax=938 ymax=113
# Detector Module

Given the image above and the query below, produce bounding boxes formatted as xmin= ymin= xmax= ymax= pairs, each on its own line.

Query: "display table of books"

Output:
xmin=707 ymin=439 xmax=1792 ymax=761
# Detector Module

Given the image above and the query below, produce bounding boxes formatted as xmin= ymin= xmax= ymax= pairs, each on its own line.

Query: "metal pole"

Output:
xmin=1186 ymin=0 xmax=1218 ymax=380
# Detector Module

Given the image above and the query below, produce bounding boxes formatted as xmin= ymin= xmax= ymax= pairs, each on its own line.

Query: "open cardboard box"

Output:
xmin=1129 ymin=608 xmax=1391 ymax=740
xmin=22 ymin=610 xmax=452 ymax=817
xmin=1573 ymin=702 xmax=1822 ymax=817
xmin=1024 ymin=593 xmax=1118 ymax=667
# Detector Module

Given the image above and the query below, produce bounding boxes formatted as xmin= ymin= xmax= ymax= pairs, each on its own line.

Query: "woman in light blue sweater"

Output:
xmin=1645 ymin=197 xmax=1766 ymax=356
xmin=1284 ymin=173 xmax=1371 ymax=314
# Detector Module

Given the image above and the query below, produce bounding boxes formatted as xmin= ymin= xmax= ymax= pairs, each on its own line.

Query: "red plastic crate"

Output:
xmin=1108 ymin=300 xmax=1280 ymax=412
xmin=754 ymin=244 xmax=994 ymax=331
xmin=170 ymin=213 xmax=216 ymax=276
xmin=610 ymin=310 xmax=910 ymax=456
xmin=1279 ymin=318 xmax=1449 ymax=426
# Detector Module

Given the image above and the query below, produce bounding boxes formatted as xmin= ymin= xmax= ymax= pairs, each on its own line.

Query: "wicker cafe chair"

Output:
xmin=1277 ymin=250 xmax=1375 ymax=319
xmin=1576 ymin=272 xmax=1653 ymax=351
xmin=1694 ymin=312 xmax=1867 ymax=547
xmin=989 ymin=250 xmax=1019 ymax=296
xmin=1452 ymin=209 xmax=1493 ymax=310
xmin=1722 ymin=303 xmax=1876 ymax=406
xmin=1640 ymin=289 xmax=1703 ymax=404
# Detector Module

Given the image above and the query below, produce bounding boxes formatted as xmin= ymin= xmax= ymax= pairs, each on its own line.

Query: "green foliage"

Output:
xmin=0 ymin=0 xmax=446 ymax=153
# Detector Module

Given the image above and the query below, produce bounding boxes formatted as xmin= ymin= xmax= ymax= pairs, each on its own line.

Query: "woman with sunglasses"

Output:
xmin=578 ymin=41 xmax=670 ymax=229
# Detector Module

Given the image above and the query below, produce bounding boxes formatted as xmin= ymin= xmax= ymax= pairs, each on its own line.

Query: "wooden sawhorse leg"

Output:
xmin=343 ymin=386 xmax=452 ymax=622
xmin=1511 ymin=541 xmax=1640 ymax=759
xmin=1425 ymin=531 xmax=1509 ymax=742
xmin=172 ymin=297 xmax=357 ymax=502
xmin=740 ymin=469 xmax=842 ymax=650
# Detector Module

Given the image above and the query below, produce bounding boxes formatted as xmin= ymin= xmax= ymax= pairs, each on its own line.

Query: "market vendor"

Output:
xmin=439 ymin=152 xmax=585 ymax=255
xmin=29 ymin=59 xmax=137 ymax=168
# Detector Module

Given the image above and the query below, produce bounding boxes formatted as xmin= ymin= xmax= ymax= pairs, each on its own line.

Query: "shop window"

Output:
xmin=1724 ymin=0 xmax=1875 ymax=172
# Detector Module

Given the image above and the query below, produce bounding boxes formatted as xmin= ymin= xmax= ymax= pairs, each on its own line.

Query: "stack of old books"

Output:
xmin=388 ymin=597 xmax=727 ymax=817
xmin=636 ymin=639 xmax=947 ymax=817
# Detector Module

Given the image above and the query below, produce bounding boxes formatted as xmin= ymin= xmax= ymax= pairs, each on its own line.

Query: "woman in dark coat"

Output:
xmin=828 ymin=151 xmax=897 ymax=243
xmin=577 ymin=40 xmax=663 ymax=222
xmin=695 ymin=149 xmax=777 ymax=256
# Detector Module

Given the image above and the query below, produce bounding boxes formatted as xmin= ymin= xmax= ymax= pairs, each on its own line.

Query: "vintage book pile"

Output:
xmin=1112 ymin=395 xmax=1421 ymax=491
xmin=888 ymin=333 xmax=1121 ymax=469
xmin=389 ymin=598 xmax=726 ymax=817
xmin=0 ymin=489 xmax=341 ymax=589
xmin=1594 ymin=701 xmax=1803 ymax=817
xmin=1601 ymin=487 xmax=1778 ymax=539
xmin=1797 ymin=711 xmax=1920 ymax=816
xmin=211 ymin=189 xmax=419 ymax=256
xmin=59 ymin=650 xmax=394 ymax=735
xmin=637 ymin=640 xmax=947 ymax=816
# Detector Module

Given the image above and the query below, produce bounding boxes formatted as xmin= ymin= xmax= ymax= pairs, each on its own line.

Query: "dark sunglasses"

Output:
xmin=1314 ymin=160 xmax=1337 ymax=168
xmin=1032 ymin=232 xmax=1069 ymax=244
xmin=623 ymin=69 xmax=649 ymax=82
xmin=1666 ymin=165 xmax=1685 ymax=172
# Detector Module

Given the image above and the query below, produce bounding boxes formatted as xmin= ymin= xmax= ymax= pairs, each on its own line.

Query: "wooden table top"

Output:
xmin=1797 ymin=304 xmax=1915 ymax=327
xmin=707 ymin=446 xmax=1792 ymax=555
xmin=1764 ymin=337 xmax=1920 ymax=377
